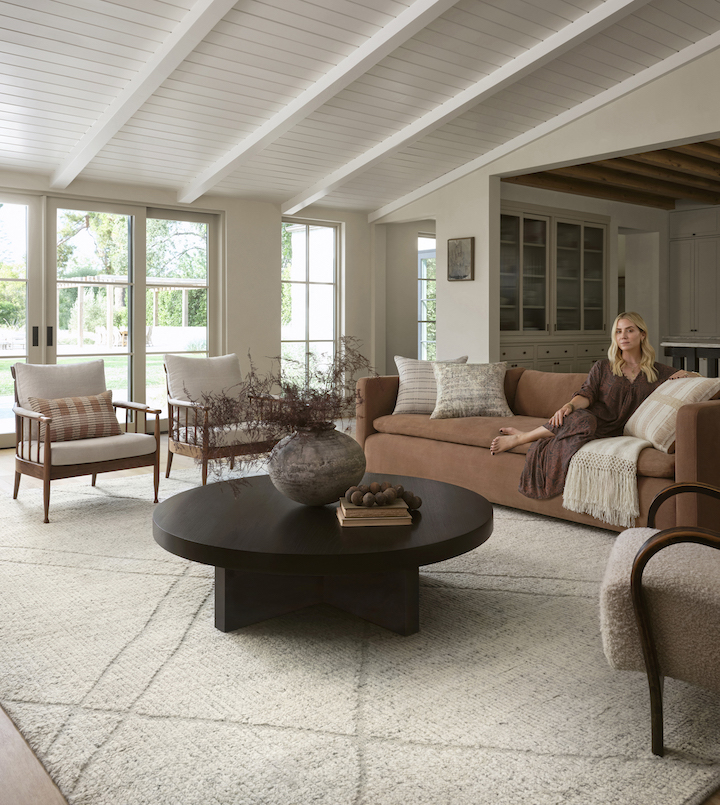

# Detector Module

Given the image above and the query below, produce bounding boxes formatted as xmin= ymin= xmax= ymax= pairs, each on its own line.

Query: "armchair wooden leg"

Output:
xmin=91 ymin=473 xmax=97 ymax=486
xmin=153 ymin=456 xmax=160 ymax=503
xmin=166 ymin=450 xmax=174 ymax=478
xmin=202 ymin=458 xmax=208 ymax=486
xmin=13 ymin=471 xmax=21 ymax=499
xmin=43 ymin=477 xmax=50 ymax=524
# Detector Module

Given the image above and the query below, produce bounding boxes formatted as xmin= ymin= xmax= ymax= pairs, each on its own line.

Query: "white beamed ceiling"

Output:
xmin=2 ymin=0 xmax=720 ymax=215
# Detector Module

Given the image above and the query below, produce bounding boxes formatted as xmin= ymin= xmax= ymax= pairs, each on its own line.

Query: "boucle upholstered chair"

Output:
xmin=12 ymin=360 xmax=160 ymax=523
xmin=600 ymin=482 xmax=720 ymax=756
xmin=164 ymin=353 xmax=275 ymax=485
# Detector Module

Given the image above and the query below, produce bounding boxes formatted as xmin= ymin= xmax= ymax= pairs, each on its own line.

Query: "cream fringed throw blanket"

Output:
xmin=563 ymin=436 xmax=651 ymax=528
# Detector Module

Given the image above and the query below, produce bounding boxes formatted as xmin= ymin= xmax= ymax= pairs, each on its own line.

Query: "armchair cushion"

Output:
xmin=13 ymin=360 xmax=106 ymax=411
xmin=164 ymin=353 xmax=243 ymax=402
xmin=28 ymin=391 xmax=121 ymax=442
xmin=22 ymin=432 xmax=157 ymax=466
xmin=600 ymin=526 xmax=720 ymax=691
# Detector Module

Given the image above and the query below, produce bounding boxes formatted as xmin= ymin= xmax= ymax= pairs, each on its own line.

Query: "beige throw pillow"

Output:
xmin=29 ymin=390 xmax=121 ymax=442
xmin=392 ymin=355 xmax=468 ymax=415
xmin=430 ymin=362 xmax=513 ymax=419
xmin=624 ymin=376 xmax=720 ymax=453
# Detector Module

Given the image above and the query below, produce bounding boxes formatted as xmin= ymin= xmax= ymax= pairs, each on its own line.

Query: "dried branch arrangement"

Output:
xmin=190 ymin=336 xmax=376 ymax=481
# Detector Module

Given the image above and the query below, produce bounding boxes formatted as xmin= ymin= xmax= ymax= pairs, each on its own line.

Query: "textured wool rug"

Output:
xmin=1 ymin=470 xmax=720 ymax=805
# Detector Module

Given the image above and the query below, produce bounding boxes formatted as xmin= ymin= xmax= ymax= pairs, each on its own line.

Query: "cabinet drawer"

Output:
xmin=506 ymin=359 xmax=535 ymax=370
xmin=576 ymin=342 xmax=607 ymax=359
xmin=500 ymin=345 xmax=534 ymax=361
xmin=536 ymin=358 xmax=575 ymax=373
xmin=537 ymin=344 xmax=574 ymax=359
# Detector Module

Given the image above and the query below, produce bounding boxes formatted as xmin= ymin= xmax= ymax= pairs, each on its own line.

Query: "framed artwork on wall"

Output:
xmin=447 ymin=237 xmax=474 ymax=281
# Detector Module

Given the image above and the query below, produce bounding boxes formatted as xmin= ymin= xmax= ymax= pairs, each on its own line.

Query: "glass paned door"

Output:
xmin=555 ymin=222 xmax=582 ymax=331
xmin=56 ymin=209 xmax=131 ymax=402
xmin=555 ymin=221 xmax=605 ymax=332
xmin=583 ymin=226 xmax=605 ymax=331
xmin=500 ymin=214 xmax=548 ymax=332
xmin=418 ymin=237 xmax=436 ymax=360
xmin=0 ymin=202 xmax=29 ymax=436
xmin=146 ymin=215 xmax=209 ymax=415
xmin=522 ymin=218 xmax=547 ymax=332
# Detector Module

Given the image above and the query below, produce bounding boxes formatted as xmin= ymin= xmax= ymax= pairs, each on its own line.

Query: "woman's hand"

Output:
xmin=549 ymin=403 xmax=574 ymax=429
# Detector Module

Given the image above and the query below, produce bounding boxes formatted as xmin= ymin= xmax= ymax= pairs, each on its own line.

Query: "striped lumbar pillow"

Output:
xmin=392 ymin=355 xmax=468 ymax=414
xmin=28 ymin=390 xmax=121 ymax=442
xmin=624 ymin=376 xmax=720 ymax=453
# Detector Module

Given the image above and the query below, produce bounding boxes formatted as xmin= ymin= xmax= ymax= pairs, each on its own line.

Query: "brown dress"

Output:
xmin=518 ymin=359 xmax=676 ymax=500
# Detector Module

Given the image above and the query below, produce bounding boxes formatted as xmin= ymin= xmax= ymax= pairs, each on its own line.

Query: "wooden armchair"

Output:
xmin=164 ymin=353 xmax=275 ymax=485
xmin=600 ymin=482 xmax=720 ymax=756
xmin=12 ymin=360 xmax=161 ymax=523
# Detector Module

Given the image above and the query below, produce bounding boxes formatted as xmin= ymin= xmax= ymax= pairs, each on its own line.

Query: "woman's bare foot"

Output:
xmin=498 ymin=426 xmax=521 ymax=436
xmin=490 ymin=433 xmax=521 ymax=455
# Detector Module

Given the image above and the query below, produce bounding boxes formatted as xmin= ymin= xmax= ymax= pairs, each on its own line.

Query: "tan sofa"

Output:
xmin=356 ymin=367 xmax=720 ymax=532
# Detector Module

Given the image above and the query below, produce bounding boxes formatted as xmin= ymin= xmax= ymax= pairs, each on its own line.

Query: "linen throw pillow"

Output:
xmin=392 ymin=355 xmax=468 ymax=414
xmin=430 ymin=362 xmax=513 ymax=419
xmin=28 ymin=390 xmax=121 ymax=442
xmin=624 ymin=376 xmax=720 ymax=453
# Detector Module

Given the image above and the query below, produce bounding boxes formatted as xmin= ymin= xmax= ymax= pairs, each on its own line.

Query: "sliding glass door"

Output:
xmin=0 ymin=199 xmax=217 ymax=447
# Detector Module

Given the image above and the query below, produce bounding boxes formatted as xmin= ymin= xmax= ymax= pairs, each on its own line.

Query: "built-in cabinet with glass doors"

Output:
xmin=500 ymin=206 xmax=608 ymax=373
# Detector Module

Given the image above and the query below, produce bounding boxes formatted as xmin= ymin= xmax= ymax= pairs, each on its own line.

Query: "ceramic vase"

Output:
xmin=267 ymin=422 xmax=366 ymax=506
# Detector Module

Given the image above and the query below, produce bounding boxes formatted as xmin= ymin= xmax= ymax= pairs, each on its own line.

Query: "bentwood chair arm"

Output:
xmin=632 ymin=485 xmax=720 ymax=756
xmin=647 ymin=482 xmax=720 ymax=528
xmin=12 ymin=405 xmax=50 ymax=422
xmin=167 ymin=397 xmax=210 ymax=411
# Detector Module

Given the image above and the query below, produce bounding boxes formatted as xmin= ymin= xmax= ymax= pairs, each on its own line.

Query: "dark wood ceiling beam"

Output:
xmin=596 ymin=157 xmax=720 ymax=194
xmin=624 ymin=150 xmax=720 ymax=180
xmin=669 ymin=142 xmax=720 ymax=164
xmin=501 ymin=174 xmax=675 ymax=209
xmin=549 ymin=164 xmax=720 ymax=205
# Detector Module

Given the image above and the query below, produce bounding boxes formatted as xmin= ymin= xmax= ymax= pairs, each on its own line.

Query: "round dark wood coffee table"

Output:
xmin=152 ymin=473 xmax=493 ymax=635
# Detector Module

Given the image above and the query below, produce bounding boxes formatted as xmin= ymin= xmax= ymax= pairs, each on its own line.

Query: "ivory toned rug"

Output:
xmin=1 ymin=470 xmax=720 ymax=805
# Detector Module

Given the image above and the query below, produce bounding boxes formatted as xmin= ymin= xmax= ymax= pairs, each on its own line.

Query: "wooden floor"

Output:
xmin=0 ymin=442 xmax=719 ymax=805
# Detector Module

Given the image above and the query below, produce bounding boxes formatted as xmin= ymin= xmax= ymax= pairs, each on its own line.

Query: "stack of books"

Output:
xmin=336 ymin=497 xmax=412 ymax=527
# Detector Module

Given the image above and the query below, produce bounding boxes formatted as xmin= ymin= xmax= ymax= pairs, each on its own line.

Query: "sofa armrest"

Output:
xmin=355 ymin=375 xmax=399 ymax=451
xmin=674 ymin=399 xmax=720 ymax=527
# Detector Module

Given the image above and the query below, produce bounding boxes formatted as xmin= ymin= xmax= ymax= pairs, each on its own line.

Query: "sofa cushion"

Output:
xmin=430 ymin=362 xmax=513 ymax=419
xmin=392 ymin=355 xmax=468 ymax=414
xmin=624 ymin=376 xmax=720 ymax=453
xmin=372 ymin=414 xmax=675 ymax=479
xmin=512 ymin=369 xmax=589 ymax=418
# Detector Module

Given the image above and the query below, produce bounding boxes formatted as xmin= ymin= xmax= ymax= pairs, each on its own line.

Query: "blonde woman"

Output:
xmin=490 ymin=312 xmax=698 ymax=500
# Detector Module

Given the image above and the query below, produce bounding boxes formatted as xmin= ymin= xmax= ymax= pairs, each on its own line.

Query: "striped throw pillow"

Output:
xmin=392 ymin=355 xmax=468 ymax=414
xmin=28 ymin=390 xmax=121 ymax=442
xmin=624 ymin=377 xmax=720 ymax=453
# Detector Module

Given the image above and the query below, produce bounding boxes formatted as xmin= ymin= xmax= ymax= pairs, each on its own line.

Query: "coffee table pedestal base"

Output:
xmin=215 ymin=567 xmax=420 ymax=636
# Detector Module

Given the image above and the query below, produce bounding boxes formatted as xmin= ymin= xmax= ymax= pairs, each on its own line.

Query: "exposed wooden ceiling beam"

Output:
xmin=501 ymin=174 xmax=675 ymax=209
xmin=50 ymin=0 xmax=238 ymax=190
xmin=624 ymin=150 xmax=720 ymax=180
xmin=550 ymin=164 xmax=720 ymax=205
xmin=669 ymin=141 xmax=720 ymax=164
xmin=369 ymin=29 xmax=720 ymax=223
xmin=597 ymin=157 xmax=720 ymax=193
xmin=282 ymin=0 xmax=653 ymax=215
xmin=177 ymin=0 xmax=460 ymax=204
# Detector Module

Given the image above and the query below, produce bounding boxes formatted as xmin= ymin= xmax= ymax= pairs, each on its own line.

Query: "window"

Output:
xmin=418 ymin=236 xmax=436 ymax=360
xmin=281 ymin=220 xmax=338 ymax=385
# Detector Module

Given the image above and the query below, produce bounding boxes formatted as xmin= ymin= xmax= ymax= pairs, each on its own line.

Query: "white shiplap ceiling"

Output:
xmin=2 ymin=0 xmax=720 ymax=218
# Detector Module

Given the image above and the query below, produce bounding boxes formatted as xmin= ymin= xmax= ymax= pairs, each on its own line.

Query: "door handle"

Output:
xmin=32 ymin=326 xmax=39 ymax=347
xmin=47 ymin=326 xmax=53 ymax=347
